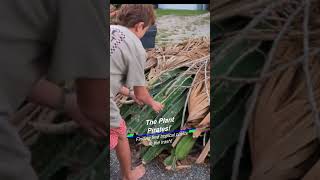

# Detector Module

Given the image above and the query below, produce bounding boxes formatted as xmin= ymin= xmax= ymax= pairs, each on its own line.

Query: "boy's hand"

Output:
xmin=151 ymin=101 xmax=164 ymax=113
xmin=133 ymin=86 xmax=164 ymax=112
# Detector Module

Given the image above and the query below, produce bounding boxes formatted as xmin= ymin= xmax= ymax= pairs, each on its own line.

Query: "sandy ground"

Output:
xmin=155 ymin=13 xmax=210 ymax=45
xmin=110 ymin=13 xmax=210 ymax=180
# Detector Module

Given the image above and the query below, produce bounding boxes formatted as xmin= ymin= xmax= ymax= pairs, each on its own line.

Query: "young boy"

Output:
xmin=110 ymin=4 xmax=164 ymax=180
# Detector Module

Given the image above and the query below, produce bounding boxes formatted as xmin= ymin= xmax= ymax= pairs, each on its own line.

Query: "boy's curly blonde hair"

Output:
xmin=110 ymin=4 xmax=117 ymax=13
xmin=115 ymin=4 xmax=156 ymax=28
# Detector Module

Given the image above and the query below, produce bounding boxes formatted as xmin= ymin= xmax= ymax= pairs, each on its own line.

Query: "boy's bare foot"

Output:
xmin=123 ymin=164 xmax=146 ymax=180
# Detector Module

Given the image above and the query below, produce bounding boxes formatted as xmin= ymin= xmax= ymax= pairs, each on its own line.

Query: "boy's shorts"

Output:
xmin=110 ymin=119 xmax=127 ymax=150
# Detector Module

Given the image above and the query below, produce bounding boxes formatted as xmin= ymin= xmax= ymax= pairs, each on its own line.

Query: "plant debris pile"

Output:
xmin=116 ymin=37 xmax=210 ymax=170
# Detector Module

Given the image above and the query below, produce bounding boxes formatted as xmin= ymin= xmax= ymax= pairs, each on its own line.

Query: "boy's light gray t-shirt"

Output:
xmin=110 ymin=25 xmax=146 ymax=128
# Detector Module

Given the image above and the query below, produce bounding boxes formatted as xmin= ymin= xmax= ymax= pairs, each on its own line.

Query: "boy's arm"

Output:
xmin=119 ymin=86 xmax=144 ymax=105
xmin=134 ymin=86 xmax=164 ymax=113
xmin=75 ymin=78 xmax=107 ymax=134
xmin=133 ymin=86 xmax=153 ymax=105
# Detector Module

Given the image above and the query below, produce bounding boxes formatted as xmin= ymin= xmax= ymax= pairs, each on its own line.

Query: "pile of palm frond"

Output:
xmin=212 ymin=0 xmax=320 ymax=180
xmin=116 ymin=37 xmax=210 ymax=170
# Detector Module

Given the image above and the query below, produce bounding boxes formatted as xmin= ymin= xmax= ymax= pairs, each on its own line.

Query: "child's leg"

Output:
xmin=115 ymin=133 xmax=132 ymax=177
xmin=116 ymin=133 xmax=145 ymax=180
xmin=114 ymin=120 xmax=145 ymax=180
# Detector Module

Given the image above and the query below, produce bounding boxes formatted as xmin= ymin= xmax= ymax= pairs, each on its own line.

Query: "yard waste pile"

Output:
xmin=212 ymin=0 xmax=320 ymax=180
xmin=115 ymin=37 xmax=210 ymax=170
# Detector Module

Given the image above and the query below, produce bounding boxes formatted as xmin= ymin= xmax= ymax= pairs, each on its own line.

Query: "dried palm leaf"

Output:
xmin=187 ymin=72 xmax=210 ymax=127
xmin=249 ymin=40 xmax=320 ymax=179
